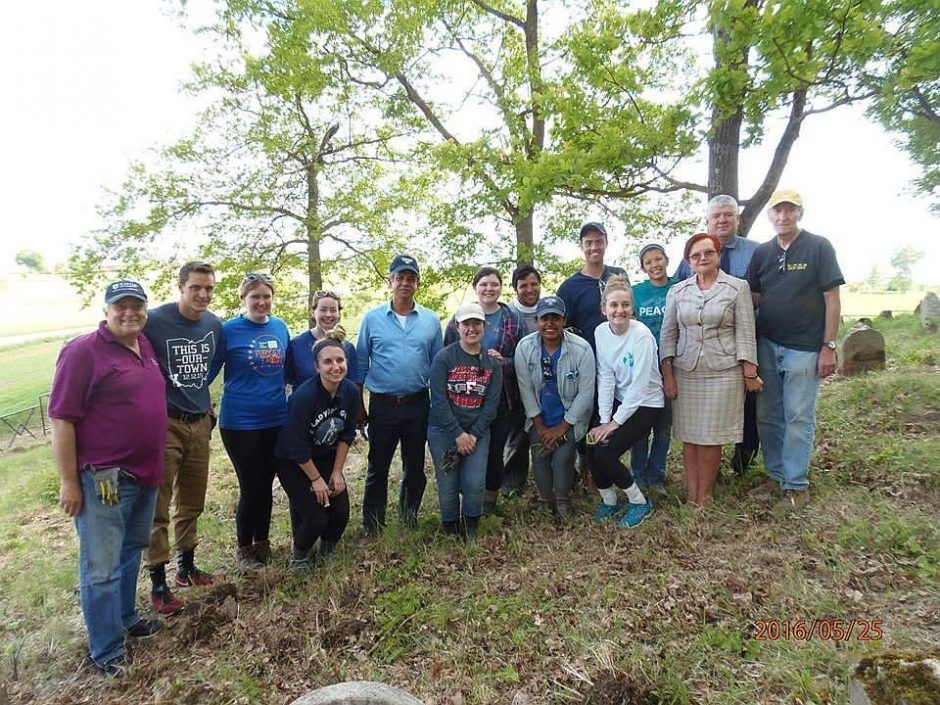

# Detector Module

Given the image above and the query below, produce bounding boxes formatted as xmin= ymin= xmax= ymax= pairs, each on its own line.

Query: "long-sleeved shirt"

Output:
xmin=594 ymin=320 xmax=664 ymax=425
xmin=275 ymin=376 xmax=359 ymax=468
xmin=675 ymin=235 xmax=759 ymax=280
xmin=429 ymin=343 xmax=503 ymax=441
xmin=285 ymin=330 xmax=361 ymax=387
xmin=356 ymin=301 xmax=443 ymax=394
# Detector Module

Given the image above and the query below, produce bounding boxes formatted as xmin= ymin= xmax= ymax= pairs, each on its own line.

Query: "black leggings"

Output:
xmin=588 ymin=406 xmax=660 ymax=490
xmin=220 ymin=426 xmax=281 ymax=547
xmin=277 ymin=459 xmax=350 ymax=554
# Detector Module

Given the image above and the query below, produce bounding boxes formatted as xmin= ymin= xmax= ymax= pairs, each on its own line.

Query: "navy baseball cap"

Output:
xmin=104 ymin=280 xmax=147 ymax=304
xmin=389 ymin=254 xmax=420 ymax=276
xmin=579 ymin=222 xmax=608 ymax=240
xmin=536 ymin=296 xmax=566 ymax=318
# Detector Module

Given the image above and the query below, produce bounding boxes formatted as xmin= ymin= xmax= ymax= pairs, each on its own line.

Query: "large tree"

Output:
xmin=69 ymin=10 xmax=412 ymax=325
xmin=235 ymin=0 xmax=700 ymax=266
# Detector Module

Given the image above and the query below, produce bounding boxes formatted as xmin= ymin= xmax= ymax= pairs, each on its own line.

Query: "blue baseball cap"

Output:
xmin=536 ymin=296 xmax=566 ymax=318
xmin=389 ymin=254 xmax=420 ymax=276
xmin=104 ymin=280 xmax=147 ymax=304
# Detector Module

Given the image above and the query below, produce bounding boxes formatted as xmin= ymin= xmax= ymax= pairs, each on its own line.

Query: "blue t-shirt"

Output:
xmin=557 ymin=266 xmax=628 ymax=352
xmin=538 ymin=344 xmax=565 ymax=427
xmin=214 ymin=315 xmax=290 ymax=430
xmin=631 ymin=277 xmax=676 ymax=343
xmin=285 ymin=330 xmax=361 ymax=387
xmin=483 ymin=307 xmax=503 ymax=351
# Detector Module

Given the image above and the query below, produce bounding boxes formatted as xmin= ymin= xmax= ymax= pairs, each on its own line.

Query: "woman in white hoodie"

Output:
xmin=588 ymin=275 xmax=665 ymax=528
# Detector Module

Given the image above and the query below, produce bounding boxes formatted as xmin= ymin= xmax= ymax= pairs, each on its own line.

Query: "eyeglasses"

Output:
xmin=689 ymin=249 xmax=717 ymax=262
xmin=541 ymin=356 xmax=555 ymax=381
xmin=777 ymin=252 xmax=787 ymax=275
xmin=244 ymin=272 xmax=273 ymax=283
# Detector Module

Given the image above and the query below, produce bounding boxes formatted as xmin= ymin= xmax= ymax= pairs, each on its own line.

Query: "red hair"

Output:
xmin=683 ymin=232 xmax=722 ymax=262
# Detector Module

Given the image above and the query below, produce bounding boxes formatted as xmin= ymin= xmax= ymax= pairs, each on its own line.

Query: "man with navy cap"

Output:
xmin=357 ymin=255 xmax=444 ymax=533
xmin=49 ymin=280 xmax=168 ymax=677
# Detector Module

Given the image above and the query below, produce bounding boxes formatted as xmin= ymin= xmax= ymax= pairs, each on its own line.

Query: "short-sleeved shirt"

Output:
xmin=632 ymin=277 xmax=677 ymax=343
xmin=285 ymin=330 xmax=361 ymax=387
xmin=747 ymin=230 xmax=845 ymax=351
xmin=539 ymin=344 xmax=565 ymax=427
xmin=557 ymin=265 xmax=628 ymax=352
xmin=144 ymin=302 xmax=222 ymax=415
xmin=48 ymin=323 xmax=168 ymax=486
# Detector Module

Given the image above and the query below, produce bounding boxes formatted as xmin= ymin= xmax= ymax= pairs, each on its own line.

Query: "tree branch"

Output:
xmin=468 ymin=0 xmax=525 ymax=29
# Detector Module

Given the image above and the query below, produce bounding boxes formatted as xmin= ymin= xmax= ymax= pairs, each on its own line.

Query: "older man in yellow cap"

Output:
xmin=746 ymin=190 xmax=845 ymax=508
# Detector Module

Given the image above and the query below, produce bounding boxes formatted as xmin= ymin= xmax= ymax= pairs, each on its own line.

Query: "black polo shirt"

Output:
xmin=747 ymin=230 xmax=844 ymax=351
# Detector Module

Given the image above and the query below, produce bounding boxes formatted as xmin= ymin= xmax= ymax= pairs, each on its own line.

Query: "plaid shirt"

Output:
xmin=444 ymin=301 xmax=523 ymax=410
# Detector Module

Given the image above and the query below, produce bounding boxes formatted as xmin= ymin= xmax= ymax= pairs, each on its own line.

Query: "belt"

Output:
xmin=167 ymin=409 xmax=208 ymax=423
xmin=371 ymin=391 xmax=428 ymax=406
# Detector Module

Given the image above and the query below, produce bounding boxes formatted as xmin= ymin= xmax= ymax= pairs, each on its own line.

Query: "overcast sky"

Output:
xmin=1 ymin=0 xmax=937 ymax=284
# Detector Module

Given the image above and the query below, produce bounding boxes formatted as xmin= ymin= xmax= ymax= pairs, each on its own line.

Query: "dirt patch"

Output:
xmin=320 ymin=617 xmax=368 ymax=648
xmin=583 ymin=671 xmax=660 ymax=705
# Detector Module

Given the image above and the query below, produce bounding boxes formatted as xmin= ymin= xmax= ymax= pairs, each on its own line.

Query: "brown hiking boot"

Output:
xmin=783 ymin=488 xmax=811 ymax=510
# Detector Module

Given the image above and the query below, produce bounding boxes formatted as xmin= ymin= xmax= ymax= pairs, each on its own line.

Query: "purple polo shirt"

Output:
xmin=49 ymin=322 xmax=168 ymax=487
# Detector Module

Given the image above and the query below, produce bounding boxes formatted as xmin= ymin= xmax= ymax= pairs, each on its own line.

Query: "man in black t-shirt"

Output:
xmin=747 ymin=190 xmax=844 ymax=508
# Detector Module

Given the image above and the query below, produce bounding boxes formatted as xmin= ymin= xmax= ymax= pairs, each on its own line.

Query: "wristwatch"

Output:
xmin=823 ymin=340 xmax=837 ymax=350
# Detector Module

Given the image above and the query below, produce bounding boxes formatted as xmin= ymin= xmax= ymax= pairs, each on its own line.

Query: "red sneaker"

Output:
xmin=151 ymin=585 xmax=184 ymax=615
xmin=175 ymin=565 xmax=215 ymax=587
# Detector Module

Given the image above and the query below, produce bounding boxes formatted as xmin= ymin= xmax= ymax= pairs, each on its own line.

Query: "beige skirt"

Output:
xmin=673 ymin=365 xmax=744 ymax=445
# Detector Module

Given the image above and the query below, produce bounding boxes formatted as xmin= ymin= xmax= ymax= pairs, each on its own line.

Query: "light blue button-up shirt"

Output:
xmin=356 ymin=301 xmax=444 ymax=394
xmin=675 ymin=235 xmax=759 ymax=280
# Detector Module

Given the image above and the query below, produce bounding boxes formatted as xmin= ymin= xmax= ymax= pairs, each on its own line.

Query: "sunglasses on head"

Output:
xmin=314 ymin=290 xmax=341 ymax=302
xmin=244 ymin=272 xmax=273 ymax=283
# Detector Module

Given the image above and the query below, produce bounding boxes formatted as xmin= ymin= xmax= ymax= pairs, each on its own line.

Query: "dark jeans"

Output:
xmin=362 ymin=392 xmax=429 ymax=532
xmin=501 ymin=407 xmax=530 ymax=492
xmin=485 ymin=404 xmax=523 ymax=492
xmin=732 ymin=391 xmax=760 ymax=471
xmin=277 ymin=459 xmax=350 ymax=553
xmin=588 ymin=406 xmax=660 ymax=491
xmin=220 ymin=426 xmax=281 ymax=547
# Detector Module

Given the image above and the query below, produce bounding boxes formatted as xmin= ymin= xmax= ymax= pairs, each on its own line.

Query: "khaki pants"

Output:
xmin=145 ymin=415 xmax=212 ymax=568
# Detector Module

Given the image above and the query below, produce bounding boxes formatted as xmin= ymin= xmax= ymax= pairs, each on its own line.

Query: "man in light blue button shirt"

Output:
xmin=357 ymin=254 xmax=444 ymax=533
xmin=676 ymin=195 xmax=760 ymax=474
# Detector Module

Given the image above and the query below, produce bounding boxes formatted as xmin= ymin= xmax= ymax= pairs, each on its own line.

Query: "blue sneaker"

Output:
xmin=619 ymin=500 xmax=654 ymax=528
xmin=593 ymin=502 xmax=625 ymax=522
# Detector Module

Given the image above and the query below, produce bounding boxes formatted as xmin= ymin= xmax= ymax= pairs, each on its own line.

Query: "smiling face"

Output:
xmin=458 ymin=318 xmax=484 ymax=348
xmin=581 ymin=230 xmax=607 ymax=266
xmin=514 ymin=273 xmax=541 ymax=307
xmin=315 ymin=344 xmax=347 ymax=387
xmin=178 ymin=271 xmax=215 ymax=320
xmin=688 ymin=237 xmax=719 ymax=277
xmin=602 ymin=288 xmax=634 ymax=333
xmin=313 ymin=295 xmax=340 ymax=331
xmin=105 ymin=297 xmax=148 ymax=340
xmin=243 ymin=283 xmax=274 ymax=322
xmin=537 ymin=312 xmax=565 ymax=345
xmin=389 ymin=271 xmax=419 ymax=304
xmin=475 ymin=274 xmax=502 ymax=308
xmin=707 ymin=204 xmax=740 ymax=244
xmin=641 ymin=249 xmax=669 ymax=285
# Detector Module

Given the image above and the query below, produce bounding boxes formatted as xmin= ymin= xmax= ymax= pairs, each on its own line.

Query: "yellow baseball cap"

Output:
xmin=768 ymin=189 xmax=803 ymax=208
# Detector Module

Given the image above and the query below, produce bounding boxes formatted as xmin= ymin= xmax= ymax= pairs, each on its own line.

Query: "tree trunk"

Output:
xmin=515 ymin=214 xmax=534 ymax=266
xmin=306 ymin=163 xmax=323 ymax=330
xmin=708 ymin=107 xmax=742 ymax=201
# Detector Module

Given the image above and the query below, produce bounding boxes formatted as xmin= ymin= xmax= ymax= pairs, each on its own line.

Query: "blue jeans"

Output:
xmin=75 ymin=468 xmax=158 ymax=666
xmin=756 ymin=337 xmax=820 ymax=490
xmin=630 ymin=398 xmax=672 ymax=486
xmin=427 ymin=426 xmax=490 ymax=522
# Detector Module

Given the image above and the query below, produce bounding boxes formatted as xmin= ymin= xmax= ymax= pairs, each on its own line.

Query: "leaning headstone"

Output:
xmin=878 ymin=310 xmax=893 ymax=320
xmin=291 ymin=681 xmax=425 ymax=705
xmin=849 ymin=650 xmax=940 ymax=705
xmin=919 ymin=292 xmax=940 ymax=331
xmin=841 ymin=322 xmax=886 ymax=376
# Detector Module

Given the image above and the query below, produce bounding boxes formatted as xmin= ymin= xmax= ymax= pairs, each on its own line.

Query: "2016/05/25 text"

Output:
xmin=754 ymin=619 xmax=884 ymax=642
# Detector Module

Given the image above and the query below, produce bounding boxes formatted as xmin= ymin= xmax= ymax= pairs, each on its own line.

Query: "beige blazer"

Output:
xmin=659 ymin=270 xmax=757 ymax=372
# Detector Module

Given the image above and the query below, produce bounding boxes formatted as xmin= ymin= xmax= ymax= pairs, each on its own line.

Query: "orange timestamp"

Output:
xmin=754 ymin=618 xmax=884 ymax=642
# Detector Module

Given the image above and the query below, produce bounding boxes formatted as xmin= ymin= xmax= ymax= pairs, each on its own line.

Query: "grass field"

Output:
xmin=0 ymin=340 xmax=63 ymax=414
xmin=0 ymin=314 xmax=937 ymax=704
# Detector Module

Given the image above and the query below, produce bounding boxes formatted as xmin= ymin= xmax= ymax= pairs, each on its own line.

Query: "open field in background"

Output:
xmin=0 ymin=315 xmax=937 ymax=704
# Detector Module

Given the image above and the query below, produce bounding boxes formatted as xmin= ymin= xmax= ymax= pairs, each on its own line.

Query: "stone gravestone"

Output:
xmin=918 ymin=291 xmax=940 ymax=331
xmin=841 ymin=321 xmax=886 ymax=376
xmin=291 ymin=682 xmax=425 ymax=705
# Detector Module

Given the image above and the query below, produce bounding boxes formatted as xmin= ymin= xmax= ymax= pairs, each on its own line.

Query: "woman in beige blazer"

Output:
xmin=660 ymin=233 xmax=762 ymax=505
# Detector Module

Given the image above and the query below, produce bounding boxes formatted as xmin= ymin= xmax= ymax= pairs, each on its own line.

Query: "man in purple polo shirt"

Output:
xmin=49 ymin=280 xmax=168 ymax=678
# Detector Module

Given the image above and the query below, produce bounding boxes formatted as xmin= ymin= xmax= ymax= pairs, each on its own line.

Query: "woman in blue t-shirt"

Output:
xmin=275 ymin=331 xmax=360 ymax=570
xmin=285 ymin=290 xmax=361 ymax=388
xmin=213 ymin=273 xmax=290 ymax=567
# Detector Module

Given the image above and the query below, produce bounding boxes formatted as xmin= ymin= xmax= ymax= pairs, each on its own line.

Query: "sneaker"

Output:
xmin=593 ymin=502 xmax=625 ymax=522
xmin=175 ymin=565 xmax=215 ymax=588
xmin=290 ymin=557 xmax=312 ymax=574
xmin=783 ymin=488 xmax=811 ymax=510
xmin=151 ymin=585 xmax=184 ymax=615
xmin=619 ymin=500 xmax=654 ymax=528
xmin=125 ymin=618 xmax=163 ymax=639
xmin=95 ymin=652 xmax=132 ymax=679
xmin=555 ymin=498 xmax=572 ymax=519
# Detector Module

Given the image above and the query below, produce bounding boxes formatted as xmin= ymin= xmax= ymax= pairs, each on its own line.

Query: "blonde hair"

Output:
xmin=312 ymin=325 xmax=347 ymax=363
xmin=600 ymin=274 xmax=633 ymax=307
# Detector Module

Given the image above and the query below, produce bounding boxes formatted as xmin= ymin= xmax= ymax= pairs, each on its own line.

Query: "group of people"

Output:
xmin=50 ymin=188 xmax=843 ymax=677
